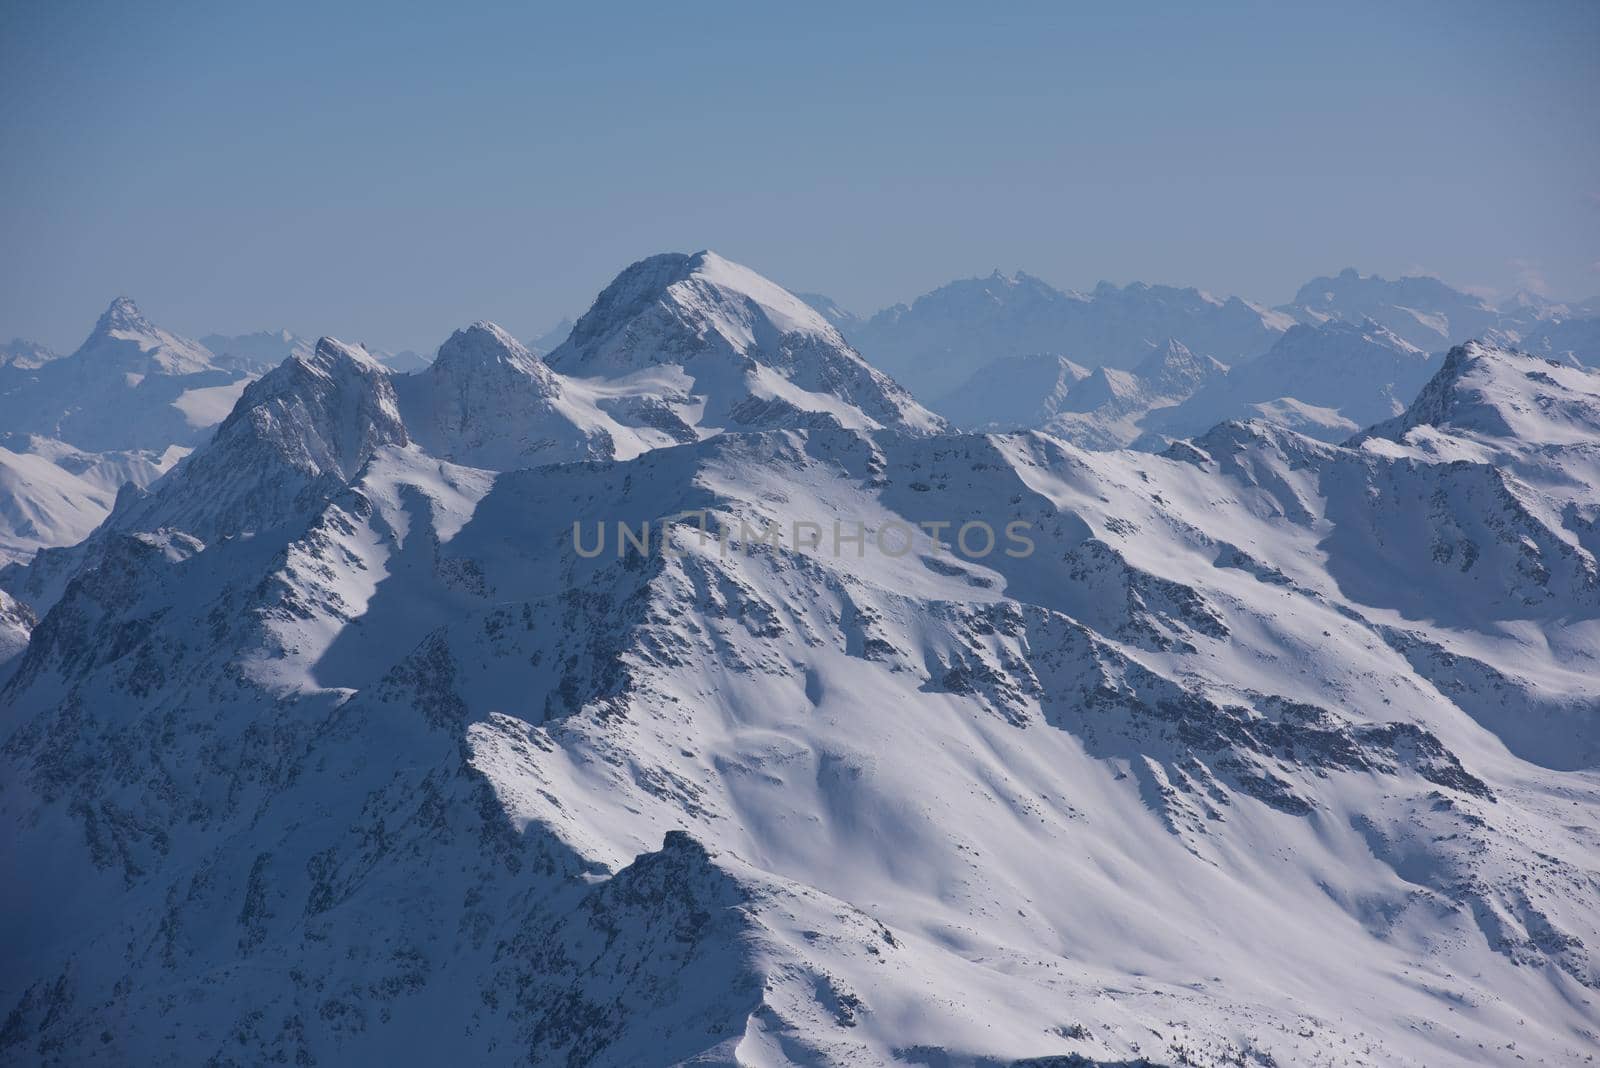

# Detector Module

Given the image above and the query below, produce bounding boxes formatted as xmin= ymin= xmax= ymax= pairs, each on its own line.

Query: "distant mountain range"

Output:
xmin=828 ymin=267 xmax=1599 ymax=446
xmin=804 ymin=272 xmax=1292 ymax=397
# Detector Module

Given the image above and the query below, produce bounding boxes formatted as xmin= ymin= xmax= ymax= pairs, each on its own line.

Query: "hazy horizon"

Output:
xmin=14 ymin=255 xmax=1597 ymax=362
xmin=4 ymin=0 xmax=1597 ymax=353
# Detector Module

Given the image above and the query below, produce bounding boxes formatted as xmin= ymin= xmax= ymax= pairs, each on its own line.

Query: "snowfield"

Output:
xmin=1 ymin=254 xmax=1598 ymax=1067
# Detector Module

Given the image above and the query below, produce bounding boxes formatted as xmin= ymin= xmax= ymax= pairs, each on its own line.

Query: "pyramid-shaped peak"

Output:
xmin=91 ymin=296 xmax=158 ymax=339
xmin=75 ymin=296 xmax=216 ymax=375
xmin=1147 ymin=336 xmax=1195 ymax=361
xmin=1138 ymin=337 xmax=1218 ymax=371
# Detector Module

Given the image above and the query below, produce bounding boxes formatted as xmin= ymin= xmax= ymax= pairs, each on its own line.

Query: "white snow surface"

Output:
xmin=171 ymin=378 xmax=255 ymax=427
xmin=1 ymin=255 xmax=1598 ymax=1068
xmin=0 ymin=439 xmax=180 ymax=566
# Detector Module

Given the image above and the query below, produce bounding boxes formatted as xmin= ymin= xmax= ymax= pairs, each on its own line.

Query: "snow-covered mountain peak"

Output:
xmin=1357 ymin=340 xmax=1600 ymax=451
xmin=205 ymin=335 xmax=406 ymax=486
xmin=84 ymin=335 xmax=407 ymax=546
xmin=432 ymin=320 xmax=554 ymax=387
xmin=395 ymin=320 xmax=623 ymax=469
xmin=548 ymin=251 xmax=942 ymax=435
xmin=298 ymin=334 xmax=388 ymax=376
xmin=1132 ymin=336 xmax=1227 ymax=392
xmin=552 ymin=250 xmax=839 ymax=375
xmin=74 ymin=296 xmax=217 ymax=376
xmin=0 ymin=299 xmax=245 ymax=455
xmin=96 ymin=295 xmax=150 ymax=333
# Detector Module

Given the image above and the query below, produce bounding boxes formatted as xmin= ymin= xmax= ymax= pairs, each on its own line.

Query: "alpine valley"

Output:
xmin=2 ymin=252 xmax=1599 ymax=1067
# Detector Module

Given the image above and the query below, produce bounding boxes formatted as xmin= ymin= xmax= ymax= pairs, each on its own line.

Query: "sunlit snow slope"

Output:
xmin=1 ymin=250 xmax=1597 ymax=1067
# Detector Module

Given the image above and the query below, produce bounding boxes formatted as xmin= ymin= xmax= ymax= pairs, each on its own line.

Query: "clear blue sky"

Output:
xmin=3 ymin=0 xmax=1596 ymax=353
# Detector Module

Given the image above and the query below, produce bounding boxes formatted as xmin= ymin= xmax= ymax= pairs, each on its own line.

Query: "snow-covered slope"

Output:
xmin=0 ymin=301 xmax=258 ymax=569
xmin=1350 ymin=343 xmax=1600 ymax=619
xmin=0 ymin=449 xmax=115 ymax=568
xmin=545 ymin=251 xmax=943 ymax=437
xmin=1142 ymin=319 xmax=1439 ymax=446
xmin=0 ymin=442 xmax=179 ymax=566
xmin=2 ymin=301 xmax=1598 ymax=1067
xmin=0 ymin=337 xmax=409 ymax=613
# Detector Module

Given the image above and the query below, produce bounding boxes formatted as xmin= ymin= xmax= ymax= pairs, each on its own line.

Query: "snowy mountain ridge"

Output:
xmin=1 ymin=252 xmax=1599 ymax=1066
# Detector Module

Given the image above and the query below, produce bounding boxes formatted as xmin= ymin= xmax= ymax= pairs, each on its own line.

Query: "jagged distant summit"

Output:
xmin=0 ymin=297 xmax=243 ymax=453
xmin=74 ymin=296 xmax=217 ymax=376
